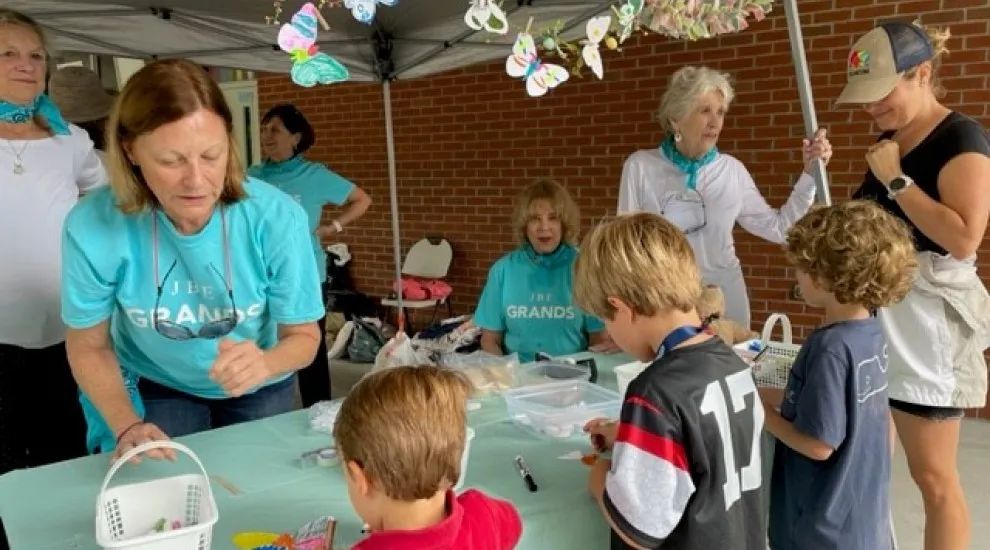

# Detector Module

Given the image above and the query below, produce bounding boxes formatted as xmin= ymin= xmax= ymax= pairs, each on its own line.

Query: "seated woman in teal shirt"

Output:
xmin=61 ymin=60 xmax=325 ymax=461
xmin=248 ymin=104 xmax=371 ymax=407
xmin=474 ymin=180 xmax=609 ymax=362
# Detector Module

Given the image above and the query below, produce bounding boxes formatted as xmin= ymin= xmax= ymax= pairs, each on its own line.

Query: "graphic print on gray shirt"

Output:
xmin=768 ymin=318 xmax=892 ymax=550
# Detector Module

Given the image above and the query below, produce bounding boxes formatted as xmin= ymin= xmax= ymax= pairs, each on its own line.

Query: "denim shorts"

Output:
xmin=139 ymin=375 xmax=297 ymax=438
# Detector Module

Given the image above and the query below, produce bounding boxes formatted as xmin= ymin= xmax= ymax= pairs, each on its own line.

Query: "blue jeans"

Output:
xmin=139 ymin=376 xmax=296 ymax=438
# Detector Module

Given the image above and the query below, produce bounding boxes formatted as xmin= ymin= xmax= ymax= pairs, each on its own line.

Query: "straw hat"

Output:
xmin=48 ymin=66 xmax=115 ymax=123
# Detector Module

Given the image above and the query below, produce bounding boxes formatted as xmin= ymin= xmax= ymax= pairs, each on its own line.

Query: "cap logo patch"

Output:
xmin=848 ymin=49 xmax=871 ymax=76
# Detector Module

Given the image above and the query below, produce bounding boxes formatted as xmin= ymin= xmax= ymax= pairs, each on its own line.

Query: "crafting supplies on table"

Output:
xmin=95 ymin=440 xmax=218 ymax=550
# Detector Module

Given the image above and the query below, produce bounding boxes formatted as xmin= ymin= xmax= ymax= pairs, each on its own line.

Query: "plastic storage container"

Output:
xmin=516 ymin=361 xmax=590 ymax=386
xmin=614 ymin=360 xmax=649 ymax=396
xmin=501 ymin=381 xmax=622 ymax=439
xmin=455 ymin=427 xmax=475 ymax=491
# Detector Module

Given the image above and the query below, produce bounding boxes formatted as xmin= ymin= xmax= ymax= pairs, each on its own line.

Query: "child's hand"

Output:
xmin=584 ymin=417 xmax=618 ymax=452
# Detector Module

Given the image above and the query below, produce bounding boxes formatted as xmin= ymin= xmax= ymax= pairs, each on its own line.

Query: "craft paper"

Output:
xmin=581 ymin=15 xmax=611 ymax=79
xmin=277 ymin=3 xmax=350 ymax=87
xmin=344 ymin=0 xmax=398 ymax=25
xmin=505 ymin=32 xmax=569 ymax=97
xmin=464 ymin=0 xmax=509 ymax=35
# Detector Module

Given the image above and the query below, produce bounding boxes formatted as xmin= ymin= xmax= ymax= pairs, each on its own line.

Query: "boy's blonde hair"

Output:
xmin=512 ymin=179 xmax=581 ymax=247
xmin=334 ymin=366 xmax=474 ymax=501
xmin=574 ymin=212 xmax=702 ymax=319
xmin=786 ymin=200 xmax=917 ymax=309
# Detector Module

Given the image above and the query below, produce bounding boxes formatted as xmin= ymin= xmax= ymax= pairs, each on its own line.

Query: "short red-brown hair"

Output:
xmin=105 ymin=58 xmax=246 ymax=214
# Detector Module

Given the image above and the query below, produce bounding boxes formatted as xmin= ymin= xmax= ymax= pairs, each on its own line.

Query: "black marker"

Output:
xmin=514 ymin=454 xmax=538 ymax=492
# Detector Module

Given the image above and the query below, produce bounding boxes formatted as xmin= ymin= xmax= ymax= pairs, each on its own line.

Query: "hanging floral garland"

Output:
xmin=489 ymin=0 xmax=774 ymax=93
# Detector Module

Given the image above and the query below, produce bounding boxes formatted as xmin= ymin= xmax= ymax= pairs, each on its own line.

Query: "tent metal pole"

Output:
xmin=782 ymin=0 xmax=831 ymax=206
xmin=382 ymin=80 xmax=405 ymax=331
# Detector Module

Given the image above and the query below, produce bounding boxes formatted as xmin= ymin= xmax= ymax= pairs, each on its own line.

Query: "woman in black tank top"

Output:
xmin=836 ymin=21 xmax=990 ymax=550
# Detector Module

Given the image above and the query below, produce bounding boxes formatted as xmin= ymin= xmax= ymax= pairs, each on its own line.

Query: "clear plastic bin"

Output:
xmin=516 ymin=361 xmax=590 ymax=386
xmin=501 ymin=381 xmax=622 ymax=439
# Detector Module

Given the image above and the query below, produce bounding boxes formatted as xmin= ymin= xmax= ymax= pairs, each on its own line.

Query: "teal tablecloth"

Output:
xmin=0 ymin=352 xmax=634 ymax=549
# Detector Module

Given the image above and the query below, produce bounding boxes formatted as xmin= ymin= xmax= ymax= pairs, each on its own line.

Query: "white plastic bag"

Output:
xmin=368 ymin=332 xmax=437 ymax=377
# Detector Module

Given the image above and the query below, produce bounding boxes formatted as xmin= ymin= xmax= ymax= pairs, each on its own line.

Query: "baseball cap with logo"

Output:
xmin=835 ymin=21 xmax=935 ymax=105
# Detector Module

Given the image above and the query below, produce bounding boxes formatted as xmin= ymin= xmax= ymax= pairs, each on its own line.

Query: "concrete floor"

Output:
xmin=892 ymin=419 xmax=989 ymax=550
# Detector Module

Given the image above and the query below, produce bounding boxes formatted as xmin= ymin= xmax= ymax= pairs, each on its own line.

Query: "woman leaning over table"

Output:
xmin=61 ymin=59 xmax=325 ymax=462
xmin=838 ymin=21 xmax=990 ymax=550
xmin=618 ymin=65 xmax=831 ymax=329
xmin=248 ymin=104 xmax=371 ymax=408
xmin=474 ymin=179 xmax=610 ymax=362
xmin=0 ymin=8 xmax=106 ymax=475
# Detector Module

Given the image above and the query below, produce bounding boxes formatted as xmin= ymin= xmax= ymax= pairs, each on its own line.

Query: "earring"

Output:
xmin=674 ymin=131 xmax=683 ymax=143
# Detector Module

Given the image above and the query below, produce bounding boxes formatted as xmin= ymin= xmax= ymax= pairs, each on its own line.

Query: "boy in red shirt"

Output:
xmin=334 ymin=365 xmax=522 ymax=550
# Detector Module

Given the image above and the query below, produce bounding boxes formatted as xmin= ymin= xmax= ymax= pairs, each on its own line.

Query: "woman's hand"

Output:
xmin=112 ymin=421 xmax=175 ymax=464
xmin=314 ymin=224 xmax=338 ymax=240
xmin=209 ymin=338 xmax=271 ymax=397
xmin=802 ymin=128 xmax=832 ymax=174
xmin=584 ymin=417 xmax=619 ymax=452
xmin=865 ymin=139 xmax=903 ymax=186
xmin=588 ymin=331 xmax=621 ymax=354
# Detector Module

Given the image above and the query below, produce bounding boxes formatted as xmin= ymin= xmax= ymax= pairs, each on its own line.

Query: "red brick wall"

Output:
xmin=257 ymin=2 xmax=990 ymax=416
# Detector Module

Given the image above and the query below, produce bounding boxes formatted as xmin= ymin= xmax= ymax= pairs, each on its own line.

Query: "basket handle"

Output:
xmin=97 ymin=440 xmax=212 ymax=507
xmin=760 ymin=313 xmax=793 ymax=345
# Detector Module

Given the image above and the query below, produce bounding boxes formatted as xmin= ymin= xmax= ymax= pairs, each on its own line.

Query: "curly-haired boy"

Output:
xmin=764 ymin=200 xmax=917 ymax=550
xmin=334 ymin=366 xmax=522 ymax=550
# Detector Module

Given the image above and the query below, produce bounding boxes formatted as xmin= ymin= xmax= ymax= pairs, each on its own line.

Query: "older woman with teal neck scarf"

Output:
xmin=248 ymin=104 xmax=371 ymax=407
xmin=475 ymin=179 xmax=613 ymax=362
xmin=0 ymin=9 xmax=106 ymax=475
xmin=618 ymin=65 xmax=832 ymax=330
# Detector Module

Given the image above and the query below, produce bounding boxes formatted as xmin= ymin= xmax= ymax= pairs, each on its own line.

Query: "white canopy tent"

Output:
xmin=11 ymin=0 xmax=832 ymax=314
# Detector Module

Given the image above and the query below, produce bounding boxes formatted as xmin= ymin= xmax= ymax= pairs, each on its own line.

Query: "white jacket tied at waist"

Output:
xmin=881 ymin=251 xmax=990 ymax=408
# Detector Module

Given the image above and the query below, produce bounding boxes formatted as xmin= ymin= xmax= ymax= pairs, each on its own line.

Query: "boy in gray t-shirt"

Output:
xmin=762 ymin=201 xmax=917 ymax=550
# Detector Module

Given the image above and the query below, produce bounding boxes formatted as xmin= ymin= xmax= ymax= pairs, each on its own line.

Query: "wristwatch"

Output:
xmin=887 ymin=175 xmax=914 ymax=199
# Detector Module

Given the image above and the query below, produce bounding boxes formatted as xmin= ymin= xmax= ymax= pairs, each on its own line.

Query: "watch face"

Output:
xmin=890 ymin=176 xmax=906 ymax=190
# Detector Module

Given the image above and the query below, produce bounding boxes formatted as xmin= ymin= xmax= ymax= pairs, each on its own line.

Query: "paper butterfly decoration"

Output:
xmin=506 ymin=32 xmax=569 ymax=97
xmin=464 ymin=0 xmax=508 ymax=35
xmin=277 ymin=3 xmax=350 ymax=87
xmin=581 ymin=15 xmax=611 ymax=80
xmin=612 ymin=0 xmax=644 ymax=44
xmin=344 ymin=0 xmax=398 ymax=25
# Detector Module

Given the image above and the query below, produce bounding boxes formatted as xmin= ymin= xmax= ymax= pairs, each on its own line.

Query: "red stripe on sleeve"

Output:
xmin=615 ymin=422 xmax=689 ymax=472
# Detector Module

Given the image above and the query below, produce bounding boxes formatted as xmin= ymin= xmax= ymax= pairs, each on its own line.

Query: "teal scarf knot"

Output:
xmin=0 ymin=94 xmax=71 ymax=136
xmin=660 ymin=136 xmax=718 ymax=190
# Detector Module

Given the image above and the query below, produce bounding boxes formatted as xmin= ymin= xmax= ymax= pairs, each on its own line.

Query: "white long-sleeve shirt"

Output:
xmin=618 ymin=148 xmax=816 ymax=275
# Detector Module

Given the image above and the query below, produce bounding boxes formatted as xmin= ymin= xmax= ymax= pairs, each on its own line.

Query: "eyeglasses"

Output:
xmin=660 ymin=188 xmax=707 ymax=235
xmin=152 ymin=208 xmax=238 ymax=341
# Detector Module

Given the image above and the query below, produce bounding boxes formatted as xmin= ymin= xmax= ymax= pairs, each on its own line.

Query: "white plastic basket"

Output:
xmin=96 ymin=441 xmax=218 ymax=550
xmin=750 ymin=313 xmax=802 ymax=389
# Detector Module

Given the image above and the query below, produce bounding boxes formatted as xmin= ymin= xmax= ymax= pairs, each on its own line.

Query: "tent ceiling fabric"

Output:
xmin=12 ymin=0 xmax=612 ymax=81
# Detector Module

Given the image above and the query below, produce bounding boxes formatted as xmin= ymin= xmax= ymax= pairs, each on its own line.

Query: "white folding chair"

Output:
xmin=381 ymin=237 xmax=454 ymax=333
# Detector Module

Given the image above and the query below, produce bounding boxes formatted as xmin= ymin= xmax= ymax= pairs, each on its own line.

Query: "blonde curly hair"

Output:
xmin=786 ymin=201 xmax=917 ymax=310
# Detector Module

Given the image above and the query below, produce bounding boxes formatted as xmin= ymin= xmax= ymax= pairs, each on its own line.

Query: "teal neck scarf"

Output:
xmin=660 ymin=136 xmax=718 ymax=190
xmin=0 ymin=94 xmax=71 ymax=136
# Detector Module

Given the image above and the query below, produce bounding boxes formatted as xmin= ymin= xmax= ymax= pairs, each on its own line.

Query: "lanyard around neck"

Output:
xmin=655 ymin=325 xmax=706 ymax=359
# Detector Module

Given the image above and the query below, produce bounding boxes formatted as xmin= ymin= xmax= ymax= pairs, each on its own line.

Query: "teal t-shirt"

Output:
xmin=248 ymin=156 xmax=355 ymax=282
xmin=473 ymin=245 xmax=604 ymax=362
xmin=61 ymin=178 xmax=325 ymax=451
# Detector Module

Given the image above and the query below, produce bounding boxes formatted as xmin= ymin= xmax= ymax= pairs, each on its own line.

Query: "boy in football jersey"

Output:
xmin=574 ymin=212 xmax=766 ymax=550
xmin=334 ymin=366 xmax=522 ymax=550
xmin=763 ymin=201 xmax=916 ymax=550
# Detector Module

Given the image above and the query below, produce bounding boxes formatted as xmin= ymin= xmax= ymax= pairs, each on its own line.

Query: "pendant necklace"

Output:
xmin=4 ymin=139 xmax=28 ymax=174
